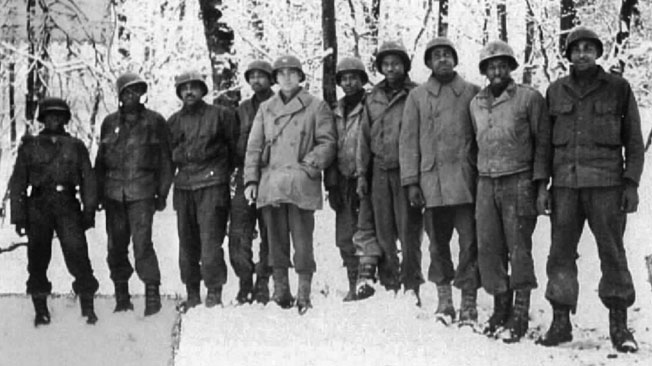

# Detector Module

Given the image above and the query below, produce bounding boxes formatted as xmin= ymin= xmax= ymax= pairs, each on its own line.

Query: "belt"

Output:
xmin=31 ymin=184 xmax=76 ymax=196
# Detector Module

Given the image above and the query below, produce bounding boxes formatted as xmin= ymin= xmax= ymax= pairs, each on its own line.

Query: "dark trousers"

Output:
xmin=545 ymin=186 xmax=635 ymax=310
xmin=476 ymin=172 xmax=538 ymax=295
xmin=105 ymin=198 xmax=160 ymax=284
xmin=174 ymin=185 xmax=229 ymax=289
xmin=371 ymin=166 xmax=424 ymax=290
xmin=228 ymin=170 xmax=271 ymax=280
xmin=26 ymin=193 xmax=98 ymax=296
xmin=424 ymin=204 xmax=480 ymax=291
xmin=334 ymin=177 xmax=360 ymax=271
xmin=261 ymin=204 xmax=315 ymax=273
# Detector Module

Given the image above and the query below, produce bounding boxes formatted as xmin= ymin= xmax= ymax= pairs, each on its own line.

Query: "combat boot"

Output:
xmin=144 ymin=283 xmax=161 ymax=316
xmin=177 ymin=282 xmax=201 ymax=313
xmin=252 ymin=276 xmax=270 ymax=304
xmin=343 ymin=268 xmax=358 ymax=302
xmin=32 ymin=294 xmax=51 ymax=327
xmin=205 ymin=286 xmax=223 ymax=308
xmin=609 ymin=307 xmax=638 ymax=353
xmin=272 ymin=268 xmax=294 ymax=309
xmin=80 ymin=294 xmax=98 ymax=325
xmin=235 ymin=276 xmax=253 ymax=305
xmin=355 ymin=263 xmax=377 ymax=300
xmin=499 ymin=290 xmax=530 ymax=343
xmin=296 ymin=273 xmax=313 ymax=315
xmin=483 ymin=290 xmax=513 ymax=336
xmin=458 ymin=289 xmax=478 ymax=327
xmin=434 ymin=284 xmax=456 ymax=325
xmin=536 ymin=303 xmax=573 ymax=346
xmin=113 ymin=282 xmax=134 ymax=312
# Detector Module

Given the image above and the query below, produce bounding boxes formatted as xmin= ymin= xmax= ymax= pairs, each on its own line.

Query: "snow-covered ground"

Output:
xmin=2 ymin=112 xmax=652 ymax=365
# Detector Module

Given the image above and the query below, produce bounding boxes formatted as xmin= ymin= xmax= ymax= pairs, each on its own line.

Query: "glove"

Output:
xmin=356 ymin=177 xmax=369 ymax=198
xmin=407 ymin=185 xmax=425 ymax=209
xmin=536 ymin=182 xmax=551 ymax=216
xmin=327 ymin=188 xmax=343 ymax=212
xmin=82 ymin=211 xmax=95 ymax=230
xmin=155 ymin=195 xmax=167 ymax=212
xmin=15 ymin=223 xmax=27 ymax=237
xmin=621 ymin=181 xmax=639 ymax=213
xmin=244 ymin=183 xmax=258 ymax=205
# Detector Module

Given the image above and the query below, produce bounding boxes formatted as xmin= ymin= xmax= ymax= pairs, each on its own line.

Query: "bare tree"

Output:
xmin=362 ymin=0 xmax=380 ymax=72
xmin=437 ymin=0 xmax=449 ymax=37
xmin=322 ymin=0 xmax=337 ymax=108
xmin=482 ymin=0 xmax=492 ymax=44
xmin=25 ymin=0 xmax=49 ymax=125
xmin=523 ymin=2 xmax=535 ymax=85
xmin=613 ymin=0 xmax=640 ymax=74
xmin=559 ymin=0 xmax=576 ymax=54
xmin=497 ymin=0 xmax=507 ymax=42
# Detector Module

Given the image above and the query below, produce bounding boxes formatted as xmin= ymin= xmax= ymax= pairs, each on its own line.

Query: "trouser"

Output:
xmin=261 ymin=204 xmax=316 ymax=274
xmin=476 ymin=172 xmax=538 ymax=295
xmin=228 ymin=170 xmax=271 ymax=280
xmin=424 ymin=204 xmax=480 ymax=291
xmin=334 ymin=177 xmax=360 ymax=271
xmin=174 ymin=185 xmax=229 ymax=288
xmin=105 ymin=198 xmax=160 ymax=285
xmin=371 ymin=166 xmax=424 ymax=290
xmin=26 ymin=193 xmax=99 ymax=296
xmin=545 ymin=186 xmax=635 ymax=310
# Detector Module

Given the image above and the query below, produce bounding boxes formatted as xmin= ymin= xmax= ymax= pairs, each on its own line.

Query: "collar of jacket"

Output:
xmin=264 ymin=88 xmax=314 ymax=119
xmin=119 ymin=104 xmax=145 ymax=122
xmin=475 ymin=79 xmax=517 ymax=108
xmin=425 ymin=73 xmax=465 ymax=97
xmin=39 ymin=129 xmax=69 ymax=137
xmin=371 ymin=78 xmax=417 ymax=105
xmin=253 ymin=88 xmax=274 ymax=103
xmin=334 ymin=92 xmax=366 ymax=118
xmin=180 ymin=99 xmax=207 ymax=115
xmin=560 ymin=65 xmax=609 ymax=98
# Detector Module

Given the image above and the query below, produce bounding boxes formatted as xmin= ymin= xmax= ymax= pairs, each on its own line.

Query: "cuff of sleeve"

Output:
xmin=401 ymin=176 xmax=419 ymax=187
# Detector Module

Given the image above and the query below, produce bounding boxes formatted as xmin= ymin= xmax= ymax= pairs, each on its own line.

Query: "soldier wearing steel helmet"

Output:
xmin=400 ymin=37 xmax=481 ymax=325
xmin=243 ymin=54 xmax=336 ymax=314
xmin=355 ymin=40 xmax=423 ymax=304
xmin=167 ymin=70 xmax=238 ymax=311
xmin=536 ymin=26 xmax=643 ymax=353
xmin=228 ymin=60 xmax=275 ymax=305
xmin=95 ymin=73 xmax=173 ymax=316
xmin=10 ymin=97 xmax=99 ymax=326
xmin=469 ymin=40 xmax=549 ymax=342
xmin=323 ymin=56 xmax=369 ymax=301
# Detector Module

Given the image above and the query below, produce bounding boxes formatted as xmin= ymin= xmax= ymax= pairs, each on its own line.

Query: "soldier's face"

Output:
xmin=120 ymin=84 xmax=146 ymax=108
xmin=276 ymin=69 xmax=301 ymax=93
xmin=484 ymin=57 xmax=512 ymax=87
xmin=42 ymin=112 xmax=68 ymax=131
xmin=428 ymin=47 xmax=456 ymax=74
xmin=380 ymin=54 xmax=406 ymax=83
xmin=570 ymin=40 xmax=598 ymax=71
xmin=339 ymin=72 xmax=363 ymax=96
xmin=179 ymin=81 xmax=205 ymax=107
xmin=248 ymin=70 xmax=272 ymax=93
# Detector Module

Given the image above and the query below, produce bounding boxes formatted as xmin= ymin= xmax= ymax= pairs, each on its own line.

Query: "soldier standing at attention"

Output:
xmin=95 ymin=73 xmax=173 ymax=316
xmin=11 ymin=97 xmax=99 ymax=326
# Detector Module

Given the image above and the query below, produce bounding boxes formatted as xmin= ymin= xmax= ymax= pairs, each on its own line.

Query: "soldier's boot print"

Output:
xmin=483 ymin=290 xmax=513 ymax=336
xmin=434 ymin=284 xmax=456 ymax=325
xmin=80 ymin=294 xmax=98 ymax=325
xmin=252 ymin=276 xmax=270 ymax=305
xmin=235 ymin=276 xmax=253 ymax=305
xmin=296 ymin=273 xmax=313 ymax=315
xmin=144 ymin=283 xmax=162 ymax=316
xmin=458 ymin=289 xmax=478 ymax=327
xmin=113 ymin=282 xmax=134 ymax=312
xmin=355 ymin=263 xmax=377 ymax=300
xmin=343 ymin=268 xmax=358 ymax=302
xmin=499 ymin=290 xmax=530 ymax=343
xmin=272 ymin=268 xmax=294 ymax=309
xmin=205 ymin=286 xmax=223 ymax=308
xmin=177 ymin=282 xmax=202 ymax=313
xmin=32 ymin=294 xmax=51 ymax=327
xmin=536 ymin=303 xmax=573 ymax=347
xmin=609 ymin=307 xmax=638 ymax=353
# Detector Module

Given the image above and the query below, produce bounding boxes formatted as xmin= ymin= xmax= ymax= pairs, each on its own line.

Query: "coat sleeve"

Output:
xmin=243 ymin=106 xmax=266 ymax=185
xmin=301 ymin=101 xmax=336 ymax=172
xmin=155 ymin=114 xmax=174 ymax=199
xmin=356 ymin=101 xmax=372 ymax=178
xmin=531 ymin=89 xmax=551 ymax=182
xmin=93 ymin=118 xmax=108 ymax=204
xmin=399 ymin=91 xmax=420 ymax=187
xmin=224 ymin=107 xmax=239 ymax=173
xmin=78 ymin=141 xmax=98 ymax=213
xmin=621 ymin=81 xmax=645 ymax=185
xmin=9 ymin=140 xmax=29 ymax=225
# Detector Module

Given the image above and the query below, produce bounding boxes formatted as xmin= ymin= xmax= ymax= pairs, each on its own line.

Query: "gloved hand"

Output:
xmin=356 ymin=177 xmax=369 ymax=198
xmin=82 ymin=211 xmax=95 ymax=230
xmin=536 ymin=182 xmax=551 ymax=216
xmin=621 ymin=181 xmax=639 ymax=213
xmin=244 ymin=183 xmax=258 ymax=205
xmin=15 ymin=223 xmax=27 ymax=237
xmin=407 ymin=185 xmax=425 ymax=209
xmin=155 ymin=195 xmax=167 ymax=212
xmin=327 ymin=187 xmax=343 ymax=212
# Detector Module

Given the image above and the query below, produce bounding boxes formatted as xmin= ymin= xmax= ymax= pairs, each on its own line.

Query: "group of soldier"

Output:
xmin=9 ymin=24 xmax=642 ymax=353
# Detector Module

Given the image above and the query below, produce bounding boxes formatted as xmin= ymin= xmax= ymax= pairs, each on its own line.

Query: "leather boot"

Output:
xmin=609 ymin=307 xmax=638 ymax=353
xmin=32 ymin=294 xmax=51 ymax=327
xmin=355 ymin=263 xmax=377 ymax=300
xmin=235 ymin=276 xmax=253 ymax=305
xmin=205 ymin=286 xmax=223 ymax=308
xmin=434 ymin=284 xmax=456 ymax=325
xmin=458 ymin=289 xmax=478 ymax=326
xmin=296 ymin=273 xmax=313 ymax=315
xmin=272 ymin=268 xmax=294 ymax=309
xmin=144 ymin=283 xmax=161 ymax=316
xmin=80 ymin=295 xmax=98 ymax=325
xmin=536 ymin=303 xmax=573 ymax=346
xmin=500 ymin=290 xmax=530 ymax=343
xmin=177 ymin=282 xmax=201 ymax=313
xmin=113 ymin=282 xmax=134 ymax=312
xmin=252 ymin=276 xmax=270 ymax=305
xmin=483 ymin=290 xmax=513 ymax=336
xmin=343 ymin=268 xmax=358 ymax=302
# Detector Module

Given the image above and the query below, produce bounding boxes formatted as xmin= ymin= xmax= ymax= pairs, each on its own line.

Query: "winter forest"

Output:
xmin=1 ymin=0 xmax=652 ymax=365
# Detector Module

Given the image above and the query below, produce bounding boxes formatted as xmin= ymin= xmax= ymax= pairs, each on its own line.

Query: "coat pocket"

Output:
xmin=591 ymin=101 xmax=621 ymax=147
xmin=516 ymin=178 xmax=537 ymax=217
xmin=550 ymin=103 xmax=574 ymax=146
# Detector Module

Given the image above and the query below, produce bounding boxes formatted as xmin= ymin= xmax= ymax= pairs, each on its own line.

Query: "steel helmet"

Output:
xmin=424 ymin=37 xmax=458 ymax=66
xmin=336 ymin=57 xmax=369 ymax=85
xmin=37 ymin=97 xmax=71 ymax=123
xmin=479 ymin=40 xmax=518 ymax=74
xmin=565 ymin=26 xmax=603 ymax=60
xmin=174 ymin=70 xmax=209 ymax=99
xmin=375 ymin=40 xmax=411 ymax=73
xmin=116 ymin=72 xmax=148 ymax=97
xmin=244 ymin=60 xmax=274 ymax=83
xmin=272 ymin=55 xmax=305 ymax=82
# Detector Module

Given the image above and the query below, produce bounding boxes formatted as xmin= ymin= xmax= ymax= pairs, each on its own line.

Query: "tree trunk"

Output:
xmin=614 ymin=0 xmax=639 ymax=74
xmin=249 ymin=0 xmax=266 ymax=57
xmin=9 ymin=61 xmax=16 ymax=146
xmin=322 ymin=0 xmax=337 ymax=108
xmin=437 ymin=0 xmax=449 ymax=37
xmin=559 ymin=0 xmax=576 ymax=54
xmin=346 ymin=0 xmax=361 ymax=58
xmin=482 ymin=0 xmax=492 ymax=45
xmin=25 ymin=0 xmax=48 ymax=125
xmin=497 ymin=0 xmax=507 ymax=42
xmin=362 ymin=0 xmax=380 ymax=73
xmin=198 ymin=0 xmax=239 ymax=108
xmin=523 ymin=3 xmax=535 ymax=85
